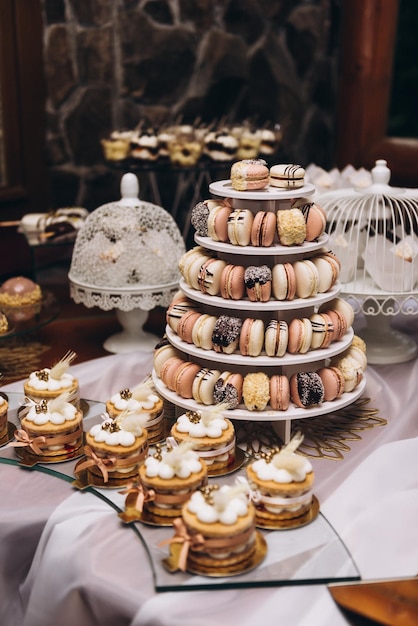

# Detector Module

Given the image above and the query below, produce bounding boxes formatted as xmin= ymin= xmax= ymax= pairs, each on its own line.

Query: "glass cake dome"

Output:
xmin=69 ymin=173 xmax=185 ymax=352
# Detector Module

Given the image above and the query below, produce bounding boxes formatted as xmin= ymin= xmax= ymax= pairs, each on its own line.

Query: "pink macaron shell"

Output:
xmin=287 ymin=318 xmax=304 ymax=354
xmin=175 ymin=361 xmax=202 ymax=399
xmin=239 ymin=318 xmax=264 ymax=357
xmin=317 ymin=366 xmax=345 ymax=402
xmin=251 ymin=211 xmax=276 ymax=247
xmin=208 ymin=203 xmax=232 ymax=242
xmin=230 ymin=160 xmax=270 ymax=191
xmin=177 ymin=310 xmax=202 ymax=343
xmin=320 ymin=297 xmax=354 ymax=327
xmin=325 ymin=308 xmax=347 ymax=341
xmin=220 ymin=264 xmax=246 ymax=300
xmin=270 ymin=374 xmax=290 ymax=411
xmin=160 ymin=356 xmax=185 ymax=390
xmin=305 ymin=204 xmax=327 ymax=241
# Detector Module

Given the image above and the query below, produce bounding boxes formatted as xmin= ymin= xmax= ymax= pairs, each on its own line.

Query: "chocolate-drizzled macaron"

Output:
xmin=212 ymin=315 xmax=243 ymax=354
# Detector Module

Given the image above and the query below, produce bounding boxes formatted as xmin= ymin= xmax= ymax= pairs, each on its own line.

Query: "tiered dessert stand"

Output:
xmin=153 ymin=179 xmax=365 ymax=443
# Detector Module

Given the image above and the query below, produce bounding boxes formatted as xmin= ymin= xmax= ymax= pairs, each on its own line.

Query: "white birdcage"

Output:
xmin=68 ymin=173 xmax=185 ymax=353
xmin=316 ymin=159 xmax=418 ymax=364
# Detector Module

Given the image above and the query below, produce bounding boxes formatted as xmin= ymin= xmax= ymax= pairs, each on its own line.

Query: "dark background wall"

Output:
xmin=41 ymin=0 xmax=342 ymax=214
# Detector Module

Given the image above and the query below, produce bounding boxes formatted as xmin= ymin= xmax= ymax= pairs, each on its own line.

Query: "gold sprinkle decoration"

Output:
xmin=235 ymin=398 xmax=386 ymax=460
xmin=185 ymin=410 xmax=201 ymax=424
xmin=200 ymin=484 xmax=219 ymax=505
xmin=35 ymin=399 xmax=48 ymax=414
xmin=119 ymin=388 xmax=132 ymax=400
xmin=153 ymin=443 xmax=163 ymax=461
xmin=36 ymin=369 xmax=49 ymax=381
xmin=102 ymin=420 xmax=120 ymax=433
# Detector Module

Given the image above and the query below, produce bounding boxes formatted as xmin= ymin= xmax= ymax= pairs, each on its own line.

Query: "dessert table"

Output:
xmin=1 ymin=313 xmax=418 ymax=626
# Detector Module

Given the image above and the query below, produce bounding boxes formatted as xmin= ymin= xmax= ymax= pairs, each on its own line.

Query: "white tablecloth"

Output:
xmin=1 ymin=338 xmax=418 ymax=626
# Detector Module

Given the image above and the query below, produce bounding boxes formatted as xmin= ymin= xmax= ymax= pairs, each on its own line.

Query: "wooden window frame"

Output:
xmin=0 ymin=0 xmax=48 ymax=219
xmin=336 ymin=0 xmax=418 ymax=187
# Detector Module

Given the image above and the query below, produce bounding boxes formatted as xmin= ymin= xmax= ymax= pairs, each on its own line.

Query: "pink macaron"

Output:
xmin=239 ymin=317 xmax=265 ymax=357
xmin=288 ymin=317 xmax=313 ymax=354
xmin=292 ymin=198 xmax=327 ymax=242
xmin=244 ymin=265 xmax=272 ymax=302
xmin=230 ymin=159 xmax=270 ymax=191
xmin=270 ymin=374 xmax=290 ymax=410
xmin=159 ymin=356 xmax=185 ymax=390
xmin=272 ymin=262 xmax=296 ymax=300
xmin=220 ymin=263 xmax=246 ymax=300
xmin=174 ymin=361 xmax=202 ymax=399
xmin=176 ymin=310 xmax=202 ymax=344
xmin=317 ymin=366 xmax=345 ymax=402
xmin=207 ymin=202 xmax=232 ymax=243
xmin=250 ymin=211 xmax=277 ymax=247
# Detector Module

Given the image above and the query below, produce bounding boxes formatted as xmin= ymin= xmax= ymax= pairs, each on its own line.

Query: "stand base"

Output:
xmin=103 ymin=309 xmax=159 ymax=354
xmin=358 ymin=314 xmax=417 ymax=365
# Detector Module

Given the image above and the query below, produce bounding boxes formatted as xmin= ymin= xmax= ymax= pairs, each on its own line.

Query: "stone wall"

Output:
xmin=41 ymin=0 xmax=342 ymax=220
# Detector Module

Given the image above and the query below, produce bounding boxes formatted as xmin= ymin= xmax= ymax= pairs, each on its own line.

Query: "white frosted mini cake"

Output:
xmin=170 ymin=404 xmax=235 ymax=472
xmin=138 ymin=441 xmax=207 ymax=518
xmin=15 ymin=392 xmax=83 ymax=459
xmin=23 ymin=351 xmax=79 ymax=407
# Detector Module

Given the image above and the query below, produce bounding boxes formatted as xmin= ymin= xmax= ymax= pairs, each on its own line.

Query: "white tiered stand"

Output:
xmin=153 ymin=179 xmax=365 ymax=443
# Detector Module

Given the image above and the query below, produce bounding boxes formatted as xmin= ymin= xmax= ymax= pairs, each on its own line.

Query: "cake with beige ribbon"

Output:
xmin=137 ymin=441 xmax=207 ymax=518
xmin=106 ymin=378 xmax=164 ymax=443
xmin=246 ymin=432 xmax=315 ymax=525
xmin=14 ymin=392 xmax=83 ymax=460
xmin=23 ymin=351 xmax=79 ymax=408
xmin=166 ymin=483 xmax=257 ymax=573
xmin=170 ymin=403 xmax=235 ymax=472
xmin=81 ymin=412 xmax=149 ymax=484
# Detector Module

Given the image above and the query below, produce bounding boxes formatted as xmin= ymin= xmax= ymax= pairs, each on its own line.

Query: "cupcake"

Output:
xmin=23 ymin=351 xmax=79 ymax=407
xmin=137 ymin=441 xmax=208 ymax=518
xmin=246 ymin=432 xmax=315 ymax=526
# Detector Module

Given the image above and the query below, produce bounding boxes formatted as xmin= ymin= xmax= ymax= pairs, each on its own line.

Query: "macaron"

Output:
xmin=166 ymin=298 xmax=199 ymax=332
xmin=191 ymin=313 xmax=218 ymax=350
xmin=310 ymin=255 xmax=336 ymax=293
xmin=293 ymin=259 xmax=319 ymax=299
xmin=250 ymin=211 xmax=277 ymax=247
xmin=239 ymin=317 xmax=265 ymax=357
xmin=290 ymin=371 xmax=325 ymax=408
xmin=153 ymin=337 xmax=182 ymax=377
xmin=264 ymin=319 xmax=289 ymax=357
xmin=213 ymin=371 xmax=244 ymax=408
xmin=174 ymin=361 xmax=202 ymax=399
xmin=309 ymin=312 xmax=334 ymax=350
xmin=269 ymin=163 xmax=305 ymax=189
xmin=176 ymin=310 xmax=202 ymax=343
xmin=272 ymin=262 xmax=296 ymax=300
xmin=212 ymin=315 xmax=243 ymax=354
xmin=207 ymin=202 xmax=232 ymax=242
xmin=191 ymin=199 xmax=219 ymax=236
xmin=192 ymin=367 xmax=221 ymax=404
xmin=292 ymin=198 xmax=327 ymax=241
xmin=331 ymin=355 xmax=363 ymax=392
xmin=197 ymin=257 xmax=227 ymax=295
xmin=179 ymin=247 xmax=212 ymax=290
xmin=288 ymin=317 xmax=313 ymax=354
xmin=317 ymin=366 xmax=345 ymax=402
xmin=227 ymin=208 xmax=254 ymax=246
xmin=230 ymin=159 xmax=270 ymax=191
xmin=159 ymin=356 xmax=185 ymax=390
xmin=270 ymin=374 xmax=290 ymax=410
xmin=220 ymin=264 xmax=246 ymax=300
xmin=276 ymin=208 xmax=307 ymax=246
xmin=242 ymin=372 xmax=270 ymax=411
xmin=322 ymin=308 xmax=347 ymax=341
xmin=319 ymin=297 xmax=355 ymax=327
xmin=345 ymin=344 xmax=368 ymax=371
xmin=244 ymin=265 xmax=272 ymax=302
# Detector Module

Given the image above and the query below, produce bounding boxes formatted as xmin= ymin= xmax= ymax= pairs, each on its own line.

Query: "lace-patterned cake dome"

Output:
xmin=69 ymin=173 xmax=185 ymax=312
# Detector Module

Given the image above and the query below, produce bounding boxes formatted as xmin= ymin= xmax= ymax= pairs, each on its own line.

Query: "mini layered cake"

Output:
xmin=137 ymin=441 xmax=207 ymax=519
xmin=82 ymin=412 xmax=149 ymax=485
xmin=246 ymin=432 xmax=315 ymax=527
xmin=106 ymin=379 xmax=164 ymax=443
xmin=23 ymin=351 xmax=79 ymax=407
xmin=15 ymin=392 xmax=83 ymax=460
xmin=0 ymin=393 xmax=9 ymax=442
xmin=170 ymin=404 xmax=236 ymax=473
xmin=169 ymin=484 xmax=257 ymax=573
